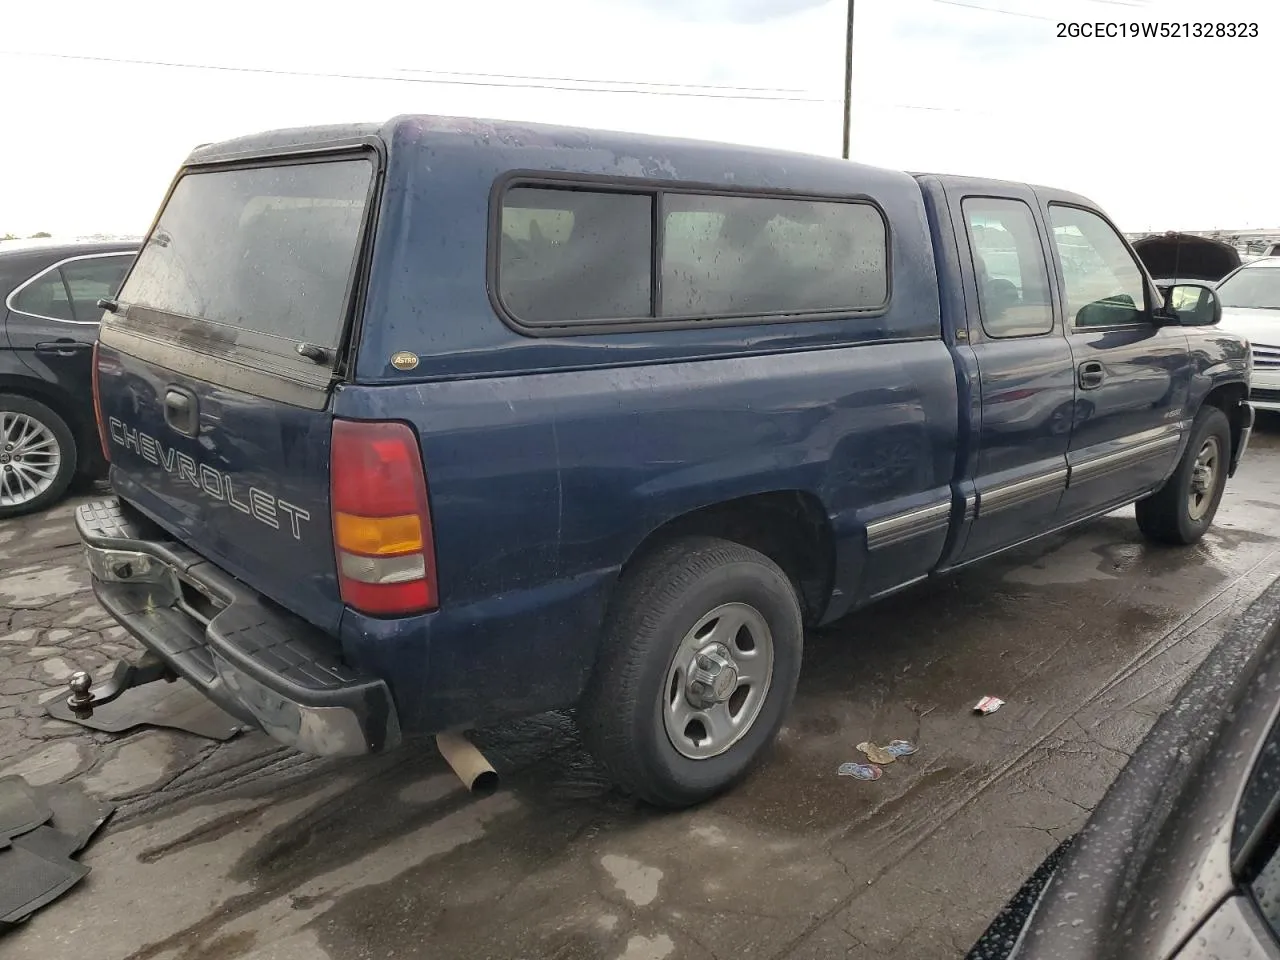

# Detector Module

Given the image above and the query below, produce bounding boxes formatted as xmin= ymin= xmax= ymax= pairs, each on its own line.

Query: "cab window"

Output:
xmin=962 ymin=197 xmax=1054 ymax=338
xmin=1049 ymin=205 xmax=1148 ymax=328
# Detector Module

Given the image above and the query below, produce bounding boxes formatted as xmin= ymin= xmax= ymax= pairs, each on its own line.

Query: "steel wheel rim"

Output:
xmin=662 ymin=602 xmax=775 ymax=760
xmin=1187 ymin=435 xmax=1220 ymax=521
xmin=0 ymin=412 xmax=61 ymax=507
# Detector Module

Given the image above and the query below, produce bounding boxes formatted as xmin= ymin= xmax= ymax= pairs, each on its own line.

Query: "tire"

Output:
xmin=1136 ymin=406 xmax=1230 ymax=546
xmin=579 ymin=536 xmax=804 ymax=808
xmin=0 ymin=394 xmax=78 ymax=519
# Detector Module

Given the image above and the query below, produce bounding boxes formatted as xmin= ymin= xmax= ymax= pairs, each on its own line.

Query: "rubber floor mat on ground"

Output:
xmin=38 ymin=781 xmax=114 ymax=854
xmin=0 ymin=777 xmax=115 ymax=933
xmin=12 ymin=826 xmax=84 ymax=864
xmin=0 ymin=779 xmax=50 ymax=842
xmin=0 ymin=839 xmax=88 ymax=927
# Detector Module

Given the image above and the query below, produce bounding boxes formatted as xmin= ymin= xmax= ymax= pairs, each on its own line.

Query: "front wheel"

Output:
xmin=579 ymin=537 xmax=803 ymax=808
xmin=1136 ymin=406 xmax=1231 ymax=545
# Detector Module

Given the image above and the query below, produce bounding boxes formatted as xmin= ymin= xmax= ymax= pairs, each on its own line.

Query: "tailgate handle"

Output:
xmin=163 ymin=388 xmax=198 ymax=437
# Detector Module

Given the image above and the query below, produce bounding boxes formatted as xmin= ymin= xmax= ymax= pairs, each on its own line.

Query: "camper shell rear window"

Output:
xmin=113 ymin=155 xmax=376 ymax=365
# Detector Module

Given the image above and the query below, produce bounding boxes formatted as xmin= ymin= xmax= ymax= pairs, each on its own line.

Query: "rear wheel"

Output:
xmin=579 ymin=537 xmax=803 ymax=808
xmin=0 ymin=394 xmax=78 ymax=519
xmin=1136 ymin=406 xmax=1230 ymax=546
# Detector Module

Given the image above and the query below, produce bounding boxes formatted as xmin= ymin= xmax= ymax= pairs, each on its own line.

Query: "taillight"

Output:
xmin=92 ymin=340 xmax=110 ymax=463
xmin=331 ymin=419 xmax=437 ymax=616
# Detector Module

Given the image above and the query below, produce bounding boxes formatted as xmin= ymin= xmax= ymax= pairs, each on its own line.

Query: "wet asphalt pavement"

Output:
xmin=3 ymin=420 xmax=1280 ymax=960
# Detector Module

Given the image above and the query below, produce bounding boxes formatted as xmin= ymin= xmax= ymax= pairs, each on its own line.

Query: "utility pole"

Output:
xmin=842 ymin=0 xmax=855 ymax=159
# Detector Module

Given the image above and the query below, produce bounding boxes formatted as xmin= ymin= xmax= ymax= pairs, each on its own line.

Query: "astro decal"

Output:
xmin=107 ymin=417 xmax=311 ymax=539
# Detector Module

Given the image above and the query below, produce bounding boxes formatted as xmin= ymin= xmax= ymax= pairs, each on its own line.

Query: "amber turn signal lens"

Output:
xmin=333 ymin=512 xmax=423 ymax=557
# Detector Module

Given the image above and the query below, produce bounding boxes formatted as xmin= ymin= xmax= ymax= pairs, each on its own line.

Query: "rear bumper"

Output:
xmin=76 ymin=499 xmax=401 ymax=757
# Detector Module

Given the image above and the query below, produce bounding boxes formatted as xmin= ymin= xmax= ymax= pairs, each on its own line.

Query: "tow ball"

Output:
xmin=65 ymin=653 xmax=177 ymax=720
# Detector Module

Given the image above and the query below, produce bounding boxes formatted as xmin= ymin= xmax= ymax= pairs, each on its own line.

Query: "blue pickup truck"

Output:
xmin=76 ymin=115 xmax=1252 ymax=807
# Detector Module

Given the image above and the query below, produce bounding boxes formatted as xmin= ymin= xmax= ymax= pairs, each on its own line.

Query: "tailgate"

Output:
xmin=96 ymin=151 xmax=378 ymax=633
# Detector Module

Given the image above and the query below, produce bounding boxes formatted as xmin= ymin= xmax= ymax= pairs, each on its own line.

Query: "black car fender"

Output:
xmin=1009 ymin=576 xmax=1280 ymax=959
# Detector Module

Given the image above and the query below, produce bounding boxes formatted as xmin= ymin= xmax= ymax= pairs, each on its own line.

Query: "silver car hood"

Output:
xmin=1218 ymin=307 xmax=1280 ymax=346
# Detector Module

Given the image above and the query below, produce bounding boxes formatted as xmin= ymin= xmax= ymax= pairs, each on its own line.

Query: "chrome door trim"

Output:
xmin=865 ymin=500 xmax=952 ymax=550
xmin=977 ymin=468 xmax=1068 ymax=517
xmin=1068 ymin=426 xmax=1182 ymax=487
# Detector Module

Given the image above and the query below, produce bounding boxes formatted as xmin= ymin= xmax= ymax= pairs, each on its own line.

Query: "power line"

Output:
xmin=0 ymin=49 xmax=1005 ymax=118
xmin=927 ymin=0 xmax=1151 ymax=17
xmin=0 ymin=49 xmax=830 ymax=102
xmin=925 ymin=0 xmax=1054 ymax=21
xmin=394 ymin=66 xmax=811 ymax=95
xmin=888 ymin=102 xmax=992 ymax=115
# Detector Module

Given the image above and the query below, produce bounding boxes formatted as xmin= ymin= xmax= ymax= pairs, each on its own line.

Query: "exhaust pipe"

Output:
xmin=435 ymin=731 xmax=499 ymax=795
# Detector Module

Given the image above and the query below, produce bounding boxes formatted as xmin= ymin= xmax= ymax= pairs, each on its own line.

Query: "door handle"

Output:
xmin=1078 ymin=361 xmax=1105 ymax=390
xmin=35 ymin=339 xmax=91 ymax=358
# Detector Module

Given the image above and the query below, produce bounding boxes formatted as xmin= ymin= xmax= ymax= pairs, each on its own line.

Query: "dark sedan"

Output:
xmin=969 ymin=574 xmax=1280 ymax=959
xmin=1 ymin=239 xmax=139 ymax=517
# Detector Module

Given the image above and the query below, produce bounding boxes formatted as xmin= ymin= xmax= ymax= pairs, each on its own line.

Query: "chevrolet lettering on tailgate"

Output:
xmin=107 ymin=417 xmax=311 ymax=539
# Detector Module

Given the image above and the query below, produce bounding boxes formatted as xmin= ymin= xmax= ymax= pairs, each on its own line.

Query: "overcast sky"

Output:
xmin=1 ymin=0 xmax=1276 ymax=237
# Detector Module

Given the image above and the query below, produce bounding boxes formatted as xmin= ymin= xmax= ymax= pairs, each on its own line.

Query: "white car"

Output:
xmin=1215 ymin=258 xmax=1280 ymax=412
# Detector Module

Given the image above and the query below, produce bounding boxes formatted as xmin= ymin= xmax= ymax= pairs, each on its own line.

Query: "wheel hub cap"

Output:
xmin=1191 ymin=464 xmax=1211 ymax=493
xmin=1187 ymin=437 xmax=1219 ymax=521
xmin=686 ymin=643 xmax=740 ymax=708
xmin=662 ymin=602 xmax=776 ymax=761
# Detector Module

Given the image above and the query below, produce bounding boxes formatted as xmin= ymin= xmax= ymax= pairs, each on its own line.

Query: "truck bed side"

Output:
xmin=335 ymin=120 xmax=964 ymax=731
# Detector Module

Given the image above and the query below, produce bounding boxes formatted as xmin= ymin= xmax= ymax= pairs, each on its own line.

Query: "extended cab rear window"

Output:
xmin=116 ymin=157 xmax=374 ymax=358
xmin=496 ymin=183 xmax=889 ymax=330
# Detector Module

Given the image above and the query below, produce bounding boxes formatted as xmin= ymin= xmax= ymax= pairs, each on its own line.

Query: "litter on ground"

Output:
xmin=973 ymin=696 xmax=1005 ymax=716
xmin=838 ymin=762 xmax=884 ymax=781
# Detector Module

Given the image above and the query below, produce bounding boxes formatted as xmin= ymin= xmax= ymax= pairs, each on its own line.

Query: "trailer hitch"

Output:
xmin=66 ymin=653 xmax=177 ymax=720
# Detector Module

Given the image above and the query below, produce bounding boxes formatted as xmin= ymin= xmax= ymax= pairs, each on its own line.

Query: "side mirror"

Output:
xmin=1159 ymin=283 xmax=1222 ymax=326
